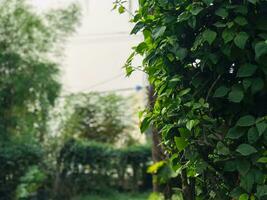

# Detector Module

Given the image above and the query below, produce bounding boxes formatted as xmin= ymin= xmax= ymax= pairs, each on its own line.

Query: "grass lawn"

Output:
xmin=73 ymin=191 xmax=149 ymax=200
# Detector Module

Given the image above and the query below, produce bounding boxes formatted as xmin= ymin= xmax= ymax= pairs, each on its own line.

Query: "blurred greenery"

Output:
xmin=54 ymin=139 xmax=152 ymax=198
xmin=73 ymin=191 xmax=149 ymax=200
xmin=0 ymin=0 xmax=80 ymax=199
xmin=61 ymin=92 xmax=136 ymax=145
xmin=73 ymin=191 xmax=184 ymax=200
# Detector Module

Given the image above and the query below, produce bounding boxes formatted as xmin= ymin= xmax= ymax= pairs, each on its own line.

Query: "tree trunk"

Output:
xmin=181 ymin=169 xmax=195 ymax=200
xmin=147 ymin=86 xmax=172 ymax=199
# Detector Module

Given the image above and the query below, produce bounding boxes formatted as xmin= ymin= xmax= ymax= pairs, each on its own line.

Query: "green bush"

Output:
xmin=0 ymin=139 xmax=43 ymax=199
xmin=56 ymin=139 xmax=152 ymax=197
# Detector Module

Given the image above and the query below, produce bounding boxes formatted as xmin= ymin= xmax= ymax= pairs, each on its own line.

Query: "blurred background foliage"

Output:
xmin=0 ymin=1 xmax=151 ymax=199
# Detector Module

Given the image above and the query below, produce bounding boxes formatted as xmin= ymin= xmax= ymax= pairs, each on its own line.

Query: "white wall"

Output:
xmin=31 ymin=0 xmax=145 ymax=94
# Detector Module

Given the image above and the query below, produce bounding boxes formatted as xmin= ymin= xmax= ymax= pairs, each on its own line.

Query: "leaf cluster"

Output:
xmin=127 ymin=0 xmax=267 ymax=199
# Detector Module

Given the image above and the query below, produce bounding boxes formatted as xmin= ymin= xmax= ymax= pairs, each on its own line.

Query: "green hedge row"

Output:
xmin=55 ymin=139 xmax=152 ymax=197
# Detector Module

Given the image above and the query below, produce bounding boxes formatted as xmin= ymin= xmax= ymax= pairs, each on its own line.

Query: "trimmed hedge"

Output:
xmin=56 ymin=139 xmax=152 ymax=197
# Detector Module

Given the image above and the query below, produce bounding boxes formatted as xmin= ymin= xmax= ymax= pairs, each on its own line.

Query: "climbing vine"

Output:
xmin=120 ymin=0 xmax=267 ymax=199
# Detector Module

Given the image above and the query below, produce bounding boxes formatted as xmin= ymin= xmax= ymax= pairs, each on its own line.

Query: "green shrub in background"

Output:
xmin=16 ymin=166 xmax=47 ymax=200
xmin=55 ymin=139 xmax=152 ymax=198
xmin=116 ymin=0 xmax=267 ymax=199
xmin=0 ymin=139 xmax=43 ymax=199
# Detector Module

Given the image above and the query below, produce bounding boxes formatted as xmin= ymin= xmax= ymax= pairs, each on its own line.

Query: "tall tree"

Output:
xmin=0 ymin=0 xmax=80 ymax=140
xmin=0 ymin=0 xmax=80 ymax=198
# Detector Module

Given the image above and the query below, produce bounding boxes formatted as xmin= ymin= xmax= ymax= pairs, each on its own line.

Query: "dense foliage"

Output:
xmin=0 ymin=139 xmax=43 ymax=199
xmin=55 ymin=139 xmax=151 ymax=199
xmin=124 ymin=0 xmax=267 ymax=199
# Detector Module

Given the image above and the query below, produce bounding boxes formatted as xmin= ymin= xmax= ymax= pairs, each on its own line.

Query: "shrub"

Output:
xmin=56 ymin=139 xmax=152 ymax=197
xmin=0 ymin=139 xmax=43 ymax=199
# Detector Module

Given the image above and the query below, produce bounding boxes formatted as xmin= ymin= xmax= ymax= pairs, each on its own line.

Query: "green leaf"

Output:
xmin=214 ymin=21 xmax=226 ymax=28
xmin=234 ymin=16 xmax=248 ymax=26
xmin=174 ymin=137 xmax=189 ymax=152
xmin=239 ymin=194 xmax=249 ymax=200
xmin=203 ymin=29 xmax=217 ymax=45
xmin=167 ymin=53 xmax=175 ymax=62
xmin=237 ymin=64 xmax=258 ymax=77
xmin=222 ymin=29 xmax=235 ymax=43
xmin=228 ymin=88 xmax=244 ymax=103
xmin=247 ymin=127 xmax=259 ymax=144
xmin=135 ymin=42 xmax=147 ymax=54
xmin=186 ymin=120 xmax=199 ymax=131
xmin=179 ymin=88 xmax=191 ymax=96
xmin=118 ymin=5 xmax=125 ymax=14
xmin=240 ymin=171 xmax=254 ymax=192
xmin=161 ymin=124 xmax=174 ymax=138
xmin=226 ymin=127 xmax=245 ymax=139
xmin=242 ymin=78 xmax=252 ymax=90
xmin=215 ymin=8 xmax=228 ymax=18
xmin=256 ymin=122 xmax=267 ymax=136
xmin=257 ymin=157 xmax=267 ymax=163
xmin=140 ymin=116 xmax=151 ymax=133
xmin=192 ymin=34 xmax=203 ymax=50
xmin=251 ymin=78 xmax=264 ymax=94
xmin=216 ymin=141 xmax=230 ymax=155
xmin=190 ymin=4 xmax=203 ymax=15
xmin=152 ymin=26 xmax=166 ymax=39
xmin=255 ymin=41 xmax=267 ymax=59
xmin=234 ymin=32 xmax=249 ymax=49
xmin=237 ymin=159 xmax=250 ymax=176
xmin=125 ymin=65 xmax=134 ymax=76
xmin=236 ymin=144 xmax=257 ymax=156
xmin=188 ymin=16 xmax=196 ymax=29
xmin=231 ymin=187 xmax=244 ymax=199
xmin=224 ymin=160 xmax=237 ymax=172
xmin=147 ymin=161 xmax=166 ymax=174
xmin=252 ymin=169 xmax=264 ymax=184
xmin=177 ymin=12 xmax=190 ymax=22
xmin=178 ymin=128 xmax=191 ymax=139
xmin=130 ymin=22 xmax=144 ymax=34
xmin=236 ymin=115 xmax=255 ymax=127
xmin=175 ymin=48 xmax=188 ymax=60
xmin=213 ymin=86 xmax=230 ymax=97
xmin=256 ymin=185 xmax=267 ymax=198
xmin=203 ymin=0 xmax=214 ymax=5
xmin=234 ymin=5 xmax=248 ymax=15
xmin=248 ymin=0 xmax=258 ymax=4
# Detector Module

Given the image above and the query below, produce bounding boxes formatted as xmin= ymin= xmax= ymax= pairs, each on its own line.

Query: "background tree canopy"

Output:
xmin=61 ymin=92 xmax=136 ymax=145
xmin=0 ymin=0 xmax=80 ymax=140
xmin=122 ymin=0 xmax=267 ymax=199
xmin=0 ymin=0 xmax=80 ymax=199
